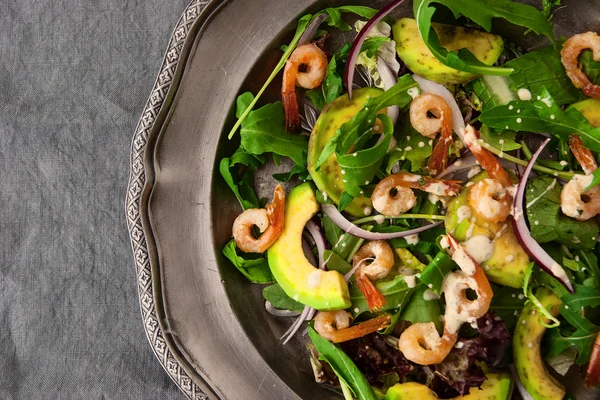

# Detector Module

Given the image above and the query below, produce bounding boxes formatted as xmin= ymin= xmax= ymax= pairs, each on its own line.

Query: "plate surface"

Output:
xmin=126 ymin=0 xmax=600 ymax=399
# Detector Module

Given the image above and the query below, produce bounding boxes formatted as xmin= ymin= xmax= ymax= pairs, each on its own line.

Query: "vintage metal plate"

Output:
xmin=126 ymin=0 xmax=600 ymax=399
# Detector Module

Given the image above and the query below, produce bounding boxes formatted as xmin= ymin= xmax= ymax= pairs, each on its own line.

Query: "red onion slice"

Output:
xmin=298 ymin=14 xmax=328 ymax=46
xmin=512 ymin=138 xmax=574 ymax=293
xmin=302 ymin=236 xmax=318 ymax=267
xmin=266 ymin=301 xmax=301 ymax=317
xmin=322 ymin=204 xmax=443 ymax=240
xmin=377 ymin=57 xmax=399 ymax=125
xmin=306 ymin=220 xmax=327 ymax=270
xmin=412 ymin=74 xmax=465 ymax=140
xmin=345 ymin=0 xmax=408 ymax=98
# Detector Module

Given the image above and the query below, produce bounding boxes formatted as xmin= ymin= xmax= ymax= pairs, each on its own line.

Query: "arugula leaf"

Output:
xmin=228 ymin=14 xmax=313 ymax=138
xmin=350 ymin=274 xmax=415 ymax=318
xmin=586 ymin=166 xmax=600 ymax=191
xmin=272 ymin=164 xmax=310 ymax=183
xmin=240 ymin=102 xmax=308 ymax=165
xmin=489 ymin=286 xmax=526 ymax=332
xmin=526 ymin=176 xmax=599 ymax=250
xmin=316 ymin=75 xmax=418 ymax=169
xmin=222 ymin=240 xmax=274 ymax=284
xmin=336 ymin=115 xmax=393 ymax=197
xmin=219 ymin=157 xmax=260 ymax=211
xmin=322 ymin=250 xmax=353 ymax=275
xmin=262 ymin=283 xmax=304 ymax=312
xmin=413 ymin=0 xmax=553 ymax=76
xmin=305 ymin=89 xmax=328 ymax=110
xmin=308 ymin=326 xmax=379 ymax=400
xmin=419 ymin=251 xmax=456 ymax=294
xmin=480 ymin=88 xmax=600 ymax=153
xmin=401 ymin=285 xmax=443 ymax=331
xmin=504 ymin=45 xmax=583 ymax=106
xmin=338 ymin=191 xmax=355 ymax=212
xmin=561 ymin=284 xmax=600 ymax=312
xmin=323 ymin=44 xmax=350 ymax=104
xmin=582 ymin=50 xmax=600 ymax=86
xmin=542 ymin=0 xmax=561 ymax=19
xmin=361 ymin=37 xmax=391 ymax=58
xmin=319 ymin=6 xmax=378 ymax=31
xmin=395 ymin=123 xmax=433 ymax=172
xmin=322 ymin=216 xmax=363 ymax=260
xmin=546 ymin=304 xmax=600 ymax=364
xmin=480 ymin=125 xmax=521 ymax=151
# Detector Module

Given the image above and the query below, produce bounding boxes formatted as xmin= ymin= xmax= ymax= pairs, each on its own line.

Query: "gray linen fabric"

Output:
xmin=0 ymin=0 xmax=190 ymax=398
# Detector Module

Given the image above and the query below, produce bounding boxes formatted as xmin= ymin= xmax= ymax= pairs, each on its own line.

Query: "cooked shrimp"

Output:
xmin=371 ymin=172 xmax=462 ymax=216
xmin=561 ymin=174 xmax=600 ymax=221
xmin=314 ymin=311 xmax=391 ymax=343
xmin=468 ymin=178 xmax=512 ymax=223
xmin=398 ymin=322 xmax=458 ymax=365
xmin=585 ymin=331 xmax=600 ymax=387
xmin=282 ymin=44 xmax=328 ymax=132
xmin=561 ymin=32 xmax=600 ymax=99
xmin=353 ymin=241 xmax=394 ymax=311
xmin=463 ymin=125 xmax=512 ymax=188
xmin=232 ymin=185 xmax=285 ymax=253
xmin=442 ymin=234 xmax=494 ymax=334
xmin=569 ymin=134 xmax=598 ymax=176
xmin=409 ymin=93 xmax=454 ymax=175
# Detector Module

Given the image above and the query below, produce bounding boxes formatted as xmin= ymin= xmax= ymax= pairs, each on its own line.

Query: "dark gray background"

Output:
xmin=0 ymin=0 xmax=189 ymax=398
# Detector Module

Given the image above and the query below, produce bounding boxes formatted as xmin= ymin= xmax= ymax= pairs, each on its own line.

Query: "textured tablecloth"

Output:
xmin=0 ymin=0 xmax=190 ymax=398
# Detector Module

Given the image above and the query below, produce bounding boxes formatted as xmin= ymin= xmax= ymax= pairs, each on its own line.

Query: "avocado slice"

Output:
xmin=570 ymin=98 xmax=600 ymax=127
xmin=382 ymin=373 xmax=511 ymax=400
xmin=307 ymin=87 xmax=382 ymax=217
xmin=267 ymin=183 xmax=350 ymax=310
xmin=393 ymin=18 xmax=504 ymax=84
xmin=513 ymin=288 xmax=566 ymax=400
xmin=445 ymin=172 xmax=529 ymax=288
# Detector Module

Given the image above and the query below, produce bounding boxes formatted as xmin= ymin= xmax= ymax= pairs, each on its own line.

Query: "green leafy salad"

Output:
xmin=220 ymin=0 xmax=600 ymax=398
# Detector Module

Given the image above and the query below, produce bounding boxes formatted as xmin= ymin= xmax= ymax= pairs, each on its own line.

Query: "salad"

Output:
xmin=220 ymin=0 xmax=600 ymax=399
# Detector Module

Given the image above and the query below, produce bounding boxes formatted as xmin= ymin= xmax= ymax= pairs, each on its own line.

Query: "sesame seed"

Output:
xmin=509 ymin=105 xmax=514 ymax=110
xmin=516 ymin=118 xmax=522 ymax=123
xmin=522 ymin=320 xmax=527 ymax=325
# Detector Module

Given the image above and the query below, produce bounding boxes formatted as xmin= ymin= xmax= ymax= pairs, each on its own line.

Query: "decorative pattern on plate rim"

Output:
xmin=125 ymin=0 xmax=210 ymax=399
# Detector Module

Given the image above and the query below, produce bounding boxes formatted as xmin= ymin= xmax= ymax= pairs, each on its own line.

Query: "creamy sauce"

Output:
xmin=372 ymin=214 xmax=385 ymax=224
xmin=404 ymin=274 xmax=417 ymax=288
xmin=517 ymin=88 xmax=532 ymax=101
xmin=540 ymin=97 xmax=553 ymax=107
xmin=307 ymin=270 xmax=322 ymax=289
xmin=442 ymin=271 xmax=480 ymax=334
xmin=405 ymin=234 xmax=420 ymax=245
xmin=562 ymin=175 xmax=593 ymax=218
xmin=457 ymin=205 xmax=472 ymax=223
xmin=423 ymin=288 xmax=439 ymax=301
xmin=463 ymin=235 xmax=495 ymax=264
xmin=467 ymin=166 xmax=482 ymax=179
xmin=463 ymin=126 xmax=482 ymax=152
xmin=506 ymin=254 xmax=515 ymax=263
xmin=465 ymin=217 xmax=476 ymax=240
xmin=404 ymin=174 xmax=421 ymax=182
xmin=407 ymin=87 xmax=419 ymax=99
xmin=551 ymin=262 xmax=568 ymax=281
xmin=427 ymin=182 xmax=450 ymax=196
xmin=451 ymin=245 xmax=477 ymax=275
xmin=363 ymin=207 xmax=372 ymax=216
xmin=526 ymin=178 xmax=557 ymax=209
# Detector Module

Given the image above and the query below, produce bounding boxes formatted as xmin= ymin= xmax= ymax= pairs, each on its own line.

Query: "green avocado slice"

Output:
xmin=393 ymin=18 xmax=504 ymax=84
xmin=267 ymin=183 xmax=350 ymax=310
xmin=570 ymin=98 xmax=600 ymax=128
xmin=445 ymin=172 xmax=530 ymax=288
xmin=513 ymin=288 xmax=566 ymax=400
xmin=307 ymin=87 xmax=382 ymax=217
xmin=382 ymin=373 xmax=511 ymax=400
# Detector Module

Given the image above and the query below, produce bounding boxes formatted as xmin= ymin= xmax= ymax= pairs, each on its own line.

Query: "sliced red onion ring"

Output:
xmin=281 ymin=305 xmax=314 ymax=345
xmin=306 ymin=220 xmax=327 ymax=270
xmin=510 ymin=366 xmax=533 ymax=400
xmin=512 ymin=138 xmax=574 ymax=293
xmin=377 ymin=57 xmax=399 ymax=125
xmin=345 ymin=0 xmax=408 ymax=98
xmin=265 ymin=301 xmax=301 ymax=317
xmin=322 ymin=204 xmax=443 ymax=240
xmin=302 ymin=236 xmax=318 ymax=267
xmin=412 ymin=74 xmax=465 ymax=140
xmin=298 ymin=14 xmax=328 ymax=46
